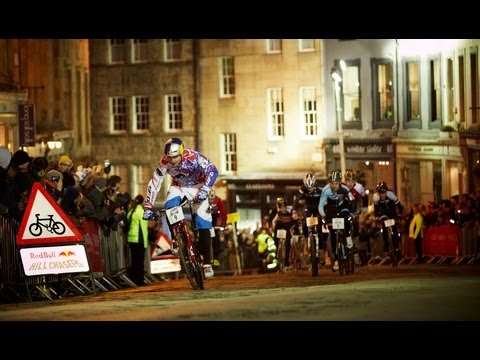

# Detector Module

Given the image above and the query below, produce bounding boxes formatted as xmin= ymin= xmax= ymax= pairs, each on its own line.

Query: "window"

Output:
xmin=339 ymin=59 xmax=361 ymax=125
xmin=219 ymin=57 xmax=235 ymax=98
xmin=405 ymin=59 xmax=421 ymax=124
xmin=371 ymin=58 xmax=393 ymax=128
xmin=266 ymin=39 xmax=282 ymax=54
xmin=132 ymin=165 xmax=152 ymax=198
xmin=110 ymin=165 xmax=129 ymax=194
xmin=470 ymin=46 xmax=479 ymax=124
xmin=133 ymin=39 xmax=148 ymax=63
xmin=164 ymin=39 xmax=181 ymax=61
xmin=221 ymin=133 xmax=237 ymax=173
xmin=429 ymin=56 xmax=441 ymax=127
xmin=458 ymin=52 xmax=465 ymax=123
xmin=109 ymin=39 xmax=126 ymax=64
xmin=133 ymin=96 xmax=150 ymax=131
xmin=300 ymin=87 xmax=318 ymax=136
xmin=110 ymin=97 xmax=128 ymax=132
xmin=165 ymin=94 xmax=183 ymax=131
xmin=267 ymin=88 xmax=285 ymax=138
xmin=299 ymin=39 xmax=314 ymax=52
xmin=446 ymin=57 xmax=455 ymax=122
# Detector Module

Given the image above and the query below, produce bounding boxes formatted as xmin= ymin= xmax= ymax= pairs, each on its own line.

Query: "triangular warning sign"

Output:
xmin=16 ymin=182 xmax=83 ymax=245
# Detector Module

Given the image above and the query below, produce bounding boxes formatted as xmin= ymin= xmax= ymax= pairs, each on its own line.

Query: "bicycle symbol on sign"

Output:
xmin=29 ymin=213 xmax=66 ymax=236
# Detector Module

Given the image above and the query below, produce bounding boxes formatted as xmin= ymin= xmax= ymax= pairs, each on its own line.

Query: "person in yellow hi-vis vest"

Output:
xmin=128 ymin=194 xmax=149 ymax=286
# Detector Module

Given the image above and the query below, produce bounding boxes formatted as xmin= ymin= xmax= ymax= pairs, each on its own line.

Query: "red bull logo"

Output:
xmin=58 ymin=250 xmax=75 ymax=257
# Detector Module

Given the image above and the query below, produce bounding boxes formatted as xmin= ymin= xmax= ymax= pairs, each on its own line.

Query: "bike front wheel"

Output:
xmin=177 ymin=233 xmax=204 ymax=290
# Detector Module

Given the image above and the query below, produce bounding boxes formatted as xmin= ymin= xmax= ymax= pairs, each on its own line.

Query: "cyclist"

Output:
xmin=207 ymin=188 xmax=227 ymax=268
xmin=297 ymin=172 xmax=325 ymax=265
xmin=318 ymin=170 xmax=355 ymax=271
xmin=143 ymin=137 xmax=218 ymax=279
xmin=372 ymin=181 xmax=404 ymax=259
xmin=271 ymin=197 xmax=294 ymax=270
xmin=343 ymin=170 xmax=366 ymax=254
xmin=344 ymin=170 xmax=367 ymax=211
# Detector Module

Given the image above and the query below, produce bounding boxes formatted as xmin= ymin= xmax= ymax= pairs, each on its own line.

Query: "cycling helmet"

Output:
xmin=164 ymin=137 xmax=184 ymax=157
xmin=344 ymin=170 xmax=356 ymax=181
xmin=208 ymin=188 xmax=216 ymax=200
xmin=276 ymin=197 xmax=286 ymax=207
xmin=328 ymin=170 xmax=342 ymax=183
xmin=376 ymin=181 xmax=388 ymax=193
xmin=303 ymin=172 xmax=317 ymax=189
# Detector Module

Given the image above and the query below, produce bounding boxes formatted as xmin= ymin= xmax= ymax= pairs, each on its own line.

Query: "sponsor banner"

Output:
xmin=18 ymin=104 xmax=36 ymax=147
xmin=20 ymin=244 xmax=89 ymax=276
xmin=424 ymin=225 xmax=461 ymax=257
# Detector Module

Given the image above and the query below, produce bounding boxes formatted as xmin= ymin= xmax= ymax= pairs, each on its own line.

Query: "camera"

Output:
xmin=104 ymin=159 xmax=111 ymax=174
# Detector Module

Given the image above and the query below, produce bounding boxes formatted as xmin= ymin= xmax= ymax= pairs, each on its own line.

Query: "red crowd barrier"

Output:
xmin=75 ymin=218 xmax=105 ymax=273
xmin=423 ymin=225 xmax=461 ymax=257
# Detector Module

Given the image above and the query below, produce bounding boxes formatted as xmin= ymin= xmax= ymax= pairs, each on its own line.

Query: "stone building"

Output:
xmin=0 ymin=39 xmax=90 ymax=162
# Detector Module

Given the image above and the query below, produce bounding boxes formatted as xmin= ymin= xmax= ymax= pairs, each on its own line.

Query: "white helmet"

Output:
xmin=303 ymin=172 xmax=316 ymax=189
xmin=164 ymin=137 xmax=184 ymax=157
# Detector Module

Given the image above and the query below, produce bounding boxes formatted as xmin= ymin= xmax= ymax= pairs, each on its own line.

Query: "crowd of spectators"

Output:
xmin=0 ymin=149 xmax=132 ymax=233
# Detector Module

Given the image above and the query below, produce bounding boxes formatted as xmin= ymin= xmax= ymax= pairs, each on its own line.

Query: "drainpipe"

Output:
xmin=192 ymin=39 xmax=200 ymax=150
xmin=394 ymin=39 xmax=400 ymax=194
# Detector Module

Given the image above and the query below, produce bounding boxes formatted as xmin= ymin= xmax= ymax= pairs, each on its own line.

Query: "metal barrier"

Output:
xmin=0 ymin=214 xmax=138 ymax=303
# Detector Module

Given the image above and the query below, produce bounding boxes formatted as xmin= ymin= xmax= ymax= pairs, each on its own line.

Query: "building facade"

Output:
xmin=87 ymin=39 xmax=480 ymax=231
xmin=0 ymin=39 xmax=90 ymax=162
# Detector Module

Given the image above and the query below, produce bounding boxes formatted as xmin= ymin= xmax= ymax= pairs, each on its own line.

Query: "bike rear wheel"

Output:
xmin=177 ymin=233 xmax=204 ymax=290
xmin=388 ymin=229 xmax=398 ymax=268
xmin=309 ymin=233 xmax=318 ymax=277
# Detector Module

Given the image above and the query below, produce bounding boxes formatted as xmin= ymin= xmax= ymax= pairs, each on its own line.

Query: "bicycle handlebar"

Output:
xmin=153 ymin=198 xmax=195 ymax=220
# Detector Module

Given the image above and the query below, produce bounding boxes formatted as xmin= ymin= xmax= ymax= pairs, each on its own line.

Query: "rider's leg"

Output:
xmin=382 ymin=225 xmax=390 ymax=253
xmin=193 ymin=196 xmax=214 ymax=266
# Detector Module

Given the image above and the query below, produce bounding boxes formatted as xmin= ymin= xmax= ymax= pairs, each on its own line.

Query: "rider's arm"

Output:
xmin=198 ymin=152 xmax=218 ymax=188
xmin=387 ymin=190 xmax=404 ymax=215
xmin=318 ymin=188 xmax=329 ymax=218
xmin=144 ymin=160 xmax=168 ymax=209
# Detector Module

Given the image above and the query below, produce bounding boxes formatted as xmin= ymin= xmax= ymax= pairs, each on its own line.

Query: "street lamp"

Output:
xmin=331 ymin=66 xmax=346 ymax=176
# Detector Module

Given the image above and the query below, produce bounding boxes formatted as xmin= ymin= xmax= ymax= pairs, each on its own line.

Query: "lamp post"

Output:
xmin=332 ymin=66 xmax=346 ymax=175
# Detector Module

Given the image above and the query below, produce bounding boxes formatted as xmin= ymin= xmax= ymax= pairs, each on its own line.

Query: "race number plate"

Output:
xmin=210 ymin=228 xmax=215 ymax=237
xmin=322 ymin=225 xmax=330 ymax=233
xmin=384 ymin=218 xmax=395 ymax=227
xmin=166 ymin=206 xmax=185 ymax=224
xmin=306 ymin=216 xmax=319 ymax=227
xmin=276 ymin=229 xmax=287 ymax=239
xmin=332 ymin=217 xmax=345 ymax=230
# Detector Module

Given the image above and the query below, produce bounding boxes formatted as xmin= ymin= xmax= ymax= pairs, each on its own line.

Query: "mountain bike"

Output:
xmin=306 ymin=216 xmax=320 ymax=276
xmin=325 ymin=217 xmax=355 ymax=275
xmin=154 ymin=199 xmax=204 ymax=290
xmin=379 ymin=215 xmax=399 ymax=268
xmin=276 ymin=229 xmax=287 ymax=273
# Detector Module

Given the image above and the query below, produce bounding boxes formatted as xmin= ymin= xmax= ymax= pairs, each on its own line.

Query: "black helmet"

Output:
xmin=376 ymin=181 xmax=388 ymax=193
xmin=328 ymin=170 xmax=342 ymax=183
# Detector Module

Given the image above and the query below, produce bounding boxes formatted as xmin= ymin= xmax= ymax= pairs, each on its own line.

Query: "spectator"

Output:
xmin=207 ymin=188 xmax=227 ymax=268
xmin=127 ymin=194 xmax=149 ymax=286
xmin=409 ymin=203 xmax=424 ymax=263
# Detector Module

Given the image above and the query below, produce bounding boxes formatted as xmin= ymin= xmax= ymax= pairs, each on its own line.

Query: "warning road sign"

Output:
xmin=16 ymin=182 xmax=83 ymax=245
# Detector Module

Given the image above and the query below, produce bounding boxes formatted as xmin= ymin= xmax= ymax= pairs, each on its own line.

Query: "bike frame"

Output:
xmin=155 ymin=199 xmax=204 ymax=290
xmin=381 ymin=216 xmax=399 ymax=268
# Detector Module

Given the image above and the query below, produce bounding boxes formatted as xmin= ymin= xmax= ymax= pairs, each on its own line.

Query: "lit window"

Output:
xmin=165 ymin=94 xmax=183 ymax=130
xmin=267 ymin=88 xmax=284 ymax=138
xmin=133 ymin=96 xmax=149 ymax=131
xmin=300 ymin=87 xmax=318 ymax=136
xmin=164 ymin=39 xmax=181 ymax=61
xmin=110 ymin=97 xmax=128 ymax=132
xmin=219 ymin=57 xmax=235 ymax=98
